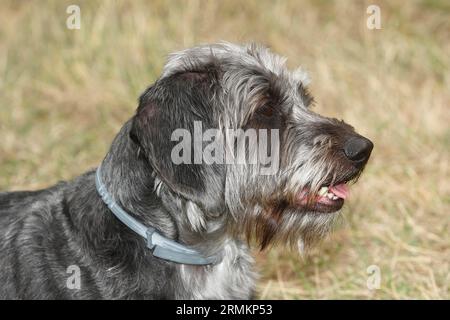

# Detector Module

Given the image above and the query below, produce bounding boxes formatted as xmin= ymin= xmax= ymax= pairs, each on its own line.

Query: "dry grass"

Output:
xmin=0 ymin=0 xmax=448 ymax=299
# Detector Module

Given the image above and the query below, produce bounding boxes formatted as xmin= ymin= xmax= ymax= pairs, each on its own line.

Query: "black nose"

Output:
xmin=343 ymin=136 xmax=373 ymax=163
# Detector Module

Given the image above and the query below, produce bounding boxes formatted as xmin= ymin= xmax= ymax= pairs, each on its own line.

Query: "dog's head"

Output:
xmin=131 ymin=43 xmax=373 ymax=250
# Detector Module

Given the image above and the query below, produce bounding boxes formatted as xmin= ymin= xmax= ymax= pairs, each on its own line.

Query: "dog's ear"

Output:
xmin=130 ymin=66 xmax=225 ymax=209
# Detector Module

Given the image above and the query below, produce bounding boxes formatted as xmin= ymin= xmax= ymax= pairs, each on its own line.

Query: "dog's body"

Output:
xmin=0 ymin=125 xmax=254 ymax=299
xmin=0 ymin=43 xmax=372 ymax=299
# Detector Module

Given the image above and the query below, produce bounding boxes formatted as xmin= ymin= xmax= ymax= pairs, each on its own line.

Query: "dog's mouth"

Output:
xmin=295 ymin=182 xmax=350 ymax=213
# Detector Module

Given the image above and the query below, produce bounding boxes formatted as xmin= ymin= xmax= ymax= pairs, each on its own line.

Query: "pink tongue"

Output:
xmin=329 ymin=183 xmax=349 ymax=199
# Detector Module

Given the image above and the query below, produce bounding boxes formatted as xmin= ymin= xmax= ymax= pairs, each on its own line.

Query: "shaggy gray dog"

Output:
xmin=0 ymin=43 xmax=372 ymax=299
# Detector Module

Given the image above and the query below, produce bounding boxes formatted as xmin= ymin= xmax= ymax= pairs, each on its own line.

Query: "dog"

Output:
xmin=0 ymin=42 xmax=373 ymax=299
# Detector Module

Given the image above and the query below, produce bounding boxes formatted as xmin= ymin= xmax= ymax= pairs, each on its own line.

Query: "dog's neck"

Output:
xmin=98 ymin=120 xmax=229 ymax=259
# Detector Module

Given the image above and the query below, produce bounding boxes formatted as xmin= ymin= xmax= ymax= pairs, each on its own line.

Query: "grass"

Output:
xmin=0 ymin=0 xmax=448 ymax=299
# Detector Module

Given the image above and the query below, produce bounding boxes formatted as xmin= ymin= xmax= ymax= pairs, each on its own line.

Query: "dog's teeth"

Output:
xmin=332 ymin=195 xmax=338 ymax=200
xmin=326 ymin=193 xmax=334 ymax=199
xmin=319 ymin=187 xmax=328 ymax=196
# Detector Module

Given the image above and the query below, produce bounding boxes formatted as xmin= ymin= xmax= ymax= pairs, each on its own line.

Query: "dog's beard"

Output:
xmin=230 ymin=200 xmax=342 ymax=253
xmin=226 ymin=161 xmax=357 ymax=253
xmin=279 ymin=209 xmax=342 ymax=253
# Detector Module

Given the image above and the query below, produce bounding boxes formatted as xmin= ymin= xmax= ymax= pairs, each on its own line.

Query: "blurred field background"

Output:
xmin=0 ymin=0 xmax=448 ymax=299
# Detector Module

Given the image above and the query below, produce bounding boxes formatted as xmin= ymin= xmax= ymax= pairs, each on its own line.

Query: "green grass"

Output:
xmin=0 ymin=0 xmax=448 ymax=299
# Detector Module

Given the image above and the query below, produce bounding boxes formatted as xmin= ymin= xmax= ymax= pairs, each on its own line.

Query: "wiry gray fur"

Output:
xmin=0 ymin=42 xmax=372 ymax=299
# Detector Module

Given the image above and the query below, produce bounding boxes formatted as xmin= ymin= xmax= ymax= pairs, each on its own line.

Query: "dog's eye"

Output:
xmin=257 ymin=104 xmax=275 ymax=118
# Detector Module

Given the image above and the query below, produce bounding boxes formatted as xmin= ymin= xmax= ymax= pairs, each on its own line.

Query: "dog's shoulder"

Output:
xmin=0 ymin=182 xmax=66 ymax=219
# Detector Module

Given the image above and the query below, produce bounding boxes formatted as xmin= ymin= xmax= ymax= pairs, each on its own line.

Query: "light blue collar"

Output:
xmin=95 ymin=165 xmax=218 ymax=265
